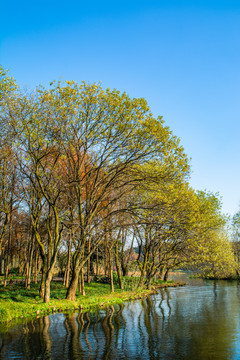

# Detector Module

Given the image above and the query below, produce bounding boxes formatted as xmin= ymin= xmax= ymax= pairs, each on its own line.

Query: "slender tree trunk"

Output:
xmin=80 ymin=268 xmax=85 ymax=296
xmin=104 ymin=239 xmax=108 ymax=276
xmin=4 ymin=211 xmax=12 ymax=287
xmin=108 ymin=249 xmax=114 ymax=293
xmin=138 ymin=255 xmax=148 ymax=288
xmin=3 ymin=252 xmax=9 ymax=287
xmin=25 ymin=237 xmax=34 ymax=289
xmin=78 ymin=272 xmax=81 ymax=293
xmin=39 ymin=261 xmax=46 ymax=299
xmin=0 ymin=248 xmax=2 ymax=275
xmin=17 ymin=251 xmax=21 ymax=275
xmin=87 ymin=239 xmax=91 ymax=284
xmin=25 ymin=261 xmax=29 ymax=288
xmin=34 ymin=251 xmax=39 ymax=284
xmin=63 ymin=269 xmax=66 ymax=286
xmin=28 ymin=246 xmax=34 ymax=288
xmin=64 ymin=237 xmax=71 ymax=288
xmin=96 ymin=247 xmax=99 ymax=276
xmin=138 ymin=241 xmax=150 ymax=288
xmin=115 ymin=243 xmax=123 ymax=289
xmin=22 ymin=259 xmax=28 ymax=277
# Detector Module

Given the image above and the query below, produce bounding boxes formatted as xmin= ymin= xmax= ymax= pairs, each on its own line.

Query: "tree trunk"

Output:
xmin=146 ymin=275 xmax=152 ymax=289
xmin=164 ymin=268 xmax=170 ymax=281
xmin=25 ymin=261 xmax=30 ymax=289
xmin=104 ymin=239 xmax=108 ymax=276
xmin=87 ymin=239 xmax=91 ymax=284
xmin=34 ymin=251 xmax=40 ymax=284
xmin=39 ymin=262 xmax=46 ymax=299
xmin=66 ymin=266 xmax=80 ymax=301
xmin=63 ymin=269 xmax=66 ymax=286
xmin=121 ymin=264 xmax=128 ymax=277
xmin=138 ymin=270 xmax=145 ymax=288
xmin=4 ymin=210 xmax=12 ymax=287
xmin=138 ymin=245 xmax=150 ymax=288
xmin=80 ymin=268 xmax=85 ymax=296
xmin=78 ymin=272 xmax=81 ymax=293
xmin=115 ymin=243 xmax=123 ymax=289
xmin=44 ymin=271 xmax=52 ymax=303
xmin=159 ymin=266 xmax=165 ymax=280
xmin=0 ymin=247 xmax=3 ymax=275
xmin=96 ymin=247 xmax=99 ymax=276
xmin=108 ymin=249 xmax=114 ymax=293
xmin=64 ymin=238 xmax=71 ymax=288
xmin=0 ymin=256 xmax=2 ymax=276
xmin=25 ymin=238 xmax=34 ymax=289
xmin=3 ymin=253 xmax=9 ymax=287
xmin=28 ymin=245 xmax=34 ymax=288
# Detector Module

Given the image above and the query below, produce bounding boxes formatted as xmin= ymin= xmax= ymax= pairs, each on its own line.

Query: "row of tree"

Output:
xmin=0 ymin=66 xmax=237 ymax=302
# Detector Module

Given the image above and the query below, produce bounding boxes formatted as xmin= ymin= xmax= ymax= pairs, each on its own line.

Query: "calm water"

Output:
xmin=1 ymin=274 xmax=240 ymax=359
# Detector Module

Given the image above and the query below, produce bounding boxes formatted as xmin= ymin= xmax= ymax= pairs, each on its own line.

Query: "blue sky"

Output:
xmin=1 ymin=0 xmax=240 ymax=216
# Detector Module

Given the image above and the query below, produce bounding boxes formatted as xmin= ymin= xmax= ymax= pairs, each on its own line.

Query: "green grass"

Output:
xmin=0 ymin=278 xmax=184 ymax=330
xmin=0 ymin=274 xmax=26 ymax=281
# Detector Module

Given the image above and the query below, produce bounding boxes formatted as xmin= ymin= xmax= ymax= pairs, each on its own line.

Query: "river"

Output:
xmin=1 ymin=273 xmax=240 ymax=359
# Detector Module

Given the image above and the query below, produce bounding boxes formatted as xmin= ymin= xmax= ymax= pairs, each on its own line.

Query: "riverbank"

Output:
xmin=0 ymin=280 xmax=185 ymax=329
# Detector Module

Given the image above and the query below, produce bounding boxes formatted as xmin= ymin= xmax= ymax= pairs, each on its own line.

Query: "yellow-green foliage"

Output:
xmin=0 ymin=65 xmax=236 ymax=300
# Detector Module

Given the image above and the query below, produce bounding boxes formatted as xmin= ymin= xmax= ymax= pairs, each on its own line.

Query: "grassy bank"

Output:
xmin=0 ymin=279 xmax=185 ymax=328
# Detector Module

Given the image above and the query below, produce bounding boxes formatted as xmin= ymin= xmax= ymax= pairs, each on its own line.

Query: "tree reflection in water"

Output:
xmin=1 ymin=282 xmax=240 ymax=359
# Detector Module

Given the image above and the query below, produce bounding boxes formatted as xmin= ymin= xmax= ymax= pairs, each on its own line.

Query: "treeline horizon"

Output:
xmin=0 ymin=66 xmax=237 ymax=303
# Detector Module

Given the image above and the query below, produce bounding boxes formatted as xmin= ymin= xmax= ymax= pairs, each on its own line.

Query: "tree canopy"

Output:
xmin=0 ymin=66 xmax=236 ymax=302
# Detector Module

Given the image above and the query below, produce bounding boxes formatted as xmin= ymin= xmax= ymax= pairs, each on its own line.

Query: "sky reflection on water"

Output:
xmin=1 ymin=278 xmax=240 ymax=359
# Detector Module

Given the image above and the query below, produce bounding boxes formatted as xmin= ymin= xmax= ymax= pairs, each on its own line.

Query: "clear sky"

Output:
xmin=1 ymin=0 xmax=240 ymax=216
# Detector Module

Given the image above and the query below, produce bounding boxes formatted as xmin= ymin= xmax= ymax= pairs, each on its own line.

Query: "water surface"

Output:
xmin=1 ymin=275 xmax=240 ymax=359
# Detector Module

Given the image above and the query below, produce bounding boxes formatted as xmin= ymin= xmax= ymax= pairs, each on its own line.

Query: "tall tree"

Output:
xmin=59 ymin=82 xmax=190 ymax=300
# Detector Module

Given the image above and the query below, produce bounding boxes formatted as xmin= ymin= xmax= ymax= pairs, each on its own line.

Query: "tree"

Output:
xmin=0 ymin=67 xmax=20 ymax=278
xmin=1 ymin=65 xmax=234 ymax=302
xmin=57 ymin=82 xmax=190 ymax=300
